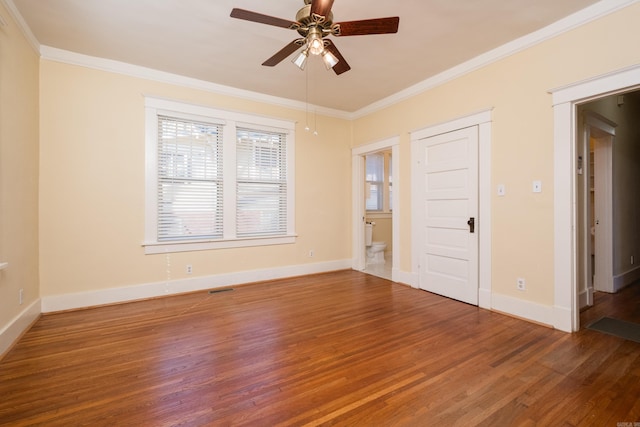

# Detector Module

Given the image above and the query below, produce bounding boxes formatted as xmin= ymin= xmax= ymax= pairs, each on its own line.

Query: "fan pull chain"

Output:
xmin=305 ymin=65 xmax=310 ymax=132
xmin=313 ymin=107 xmax=318 ymax=136
xmin=310 ymin=63 xmax=318 ymax=136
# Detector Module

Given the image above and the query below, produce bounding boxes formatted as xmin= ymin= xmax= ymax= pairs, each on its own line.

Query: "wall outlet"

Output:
xmin=533 ymin=180 xmax=542 ymax=193
xmin=186 ymin=264 xmax=193 ymax=275
xmin=308 ymin=250 xmax=314 ymax=258
xmin=516 ymin=278 xmax=526 ymax=291
xmin=19 ymin=288 xmax=24 ymax=305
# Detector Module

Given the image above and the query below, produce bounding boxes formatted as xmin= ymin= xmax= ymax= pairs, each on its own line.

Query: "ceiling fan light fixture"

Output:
xmin=307 ymin=27 xmax=324 ymax=55
xmin=321 ymin=49 xmax=339 ymax=69
xmin=292 ymin=48 xmax=309 ymax=70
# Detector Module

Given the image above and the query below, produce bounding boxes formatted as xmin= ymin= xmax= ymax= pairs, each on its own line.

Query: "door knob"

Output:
xmin=467 ymin=217 xmax=475 ymax=233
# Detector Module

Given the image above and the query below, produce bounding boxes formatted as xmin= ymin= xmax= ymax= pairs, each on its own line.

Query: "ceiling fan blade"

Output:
xmin=333 ymin=17 xmax=399 ymax=36
xmin=310 ymin=0 xmax=335 ymax=18
xmin=230 ymin=8 xmax=298 ymax=29
xmin=324 ymin=40 xmax=351 ymax=75
xmin=262 ymin=40 xmax=304 ymax=67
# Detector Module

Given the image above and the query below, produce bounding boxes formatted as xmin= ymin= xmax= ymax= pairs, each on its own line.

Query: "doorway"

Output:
xmin=363 ymin=149 xmax=393 ymax=280
xmin=551 ymin=66 xmax=640 ymax=331
xmin=351 ymin=137 xmax=400 ymax=282
xmin=577 ymin=111 xmax=616 ymax=310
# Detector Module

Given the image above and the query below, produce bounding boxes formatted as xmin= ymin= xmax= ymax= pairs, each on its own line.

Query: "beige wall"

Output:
xmin=38 ymin=61 xmax=352 ymax=297
xmin=352 ymin=3 xmax=640 ymax=307
xmin=0 ymin=4 xmax=40 ymax=329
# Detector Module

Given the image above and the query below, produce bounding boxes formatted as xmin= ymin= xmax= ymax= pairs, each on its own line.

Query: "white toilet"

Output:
xmin=365 ymin=222 xmax=387 ymax=265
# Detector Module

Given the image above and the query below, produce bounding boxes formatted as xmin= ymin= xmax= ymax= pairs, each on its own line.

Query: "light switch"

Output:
xmin=533 ymin=180 xmax=542 ymax=193
xmin=497 ymin=184 xmax=506 ymax=196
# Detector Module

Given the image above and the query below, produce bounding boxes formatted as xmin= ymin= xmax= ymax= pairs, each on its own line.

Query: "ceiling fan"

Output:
xmin=230 ymin=0 xmax=399 ymax=75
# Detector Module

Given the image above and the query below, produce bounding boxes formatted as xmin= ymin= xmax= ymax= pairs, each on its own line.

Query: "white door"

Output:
xmin=592 ymin=130 xmax=614 ymax=293
xmin=415 ymin=127 xmax=478 ymax=305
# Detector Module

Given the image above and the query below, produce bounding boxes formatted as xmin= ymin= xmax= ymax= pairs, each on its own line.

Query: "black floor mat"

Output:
xmin=587 ymin=317 xmax=640 ymax=343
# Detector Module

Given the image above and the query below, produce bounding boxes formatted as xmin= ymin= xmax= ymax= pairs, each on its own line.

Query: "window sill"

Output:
xmin=143 ymin=235 xmax=297 ymax=254
xmin=365 ymin=212 xmax=392 ymax=219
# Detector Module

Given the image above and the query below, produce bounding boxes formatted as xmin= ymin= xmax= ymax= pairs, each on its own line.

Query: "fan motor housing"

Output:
xmin=295 ymin=4 xmax=334 ymax=36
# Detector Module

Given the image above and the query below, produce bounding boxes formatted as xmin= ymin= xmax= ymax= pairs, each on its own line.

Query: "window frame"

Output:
xmin=365 ymin=151 xmax=392 ymax=215
xmin=144 ymin=97 xmax=296 ymax=254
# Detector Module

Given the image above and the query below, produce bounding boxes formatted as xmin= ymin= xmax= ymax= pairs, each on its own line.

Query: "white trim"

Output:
xmin=491 ymin=293 xmax=554 ymax=327
xmin=0 ymin=299 xmax=41 ymax=357
xmin=352 ymin=137 xmax=400 ymax=156
xmin=551 ymin=64 xmax=640 ymax=105
xmin=353 ymin=0 xmax=639 ymax=118
xmin=551 ymin=64 xmax=640 ymax=332
xmin=410 ymin=109 xmax=492 ymax=308
xmin=553 ymin=101 xmax=576 ymax=331
xmin=410 ymin=109 xmax=493 ymax=140
xmin=351 ymin=137 xmax=400 ymax=279
xmin=578 ymin=288 xmax=591 ymax=309
xmin=143 ymin=236 xmax=297 ymax=255
xmin=145 ymin=96 xmax=296 ymax=130
xmin=351 ymin=155 xmax=366 ymax=271
xmin=41 ymin=259 xmax=352 ymax=313
xmin=478 ymin=120 xmax=492 ymax=310
xmin=613 ymin=265 xmax=640 ymax=292
xmin=0 ymin=0 xmax=40 ymax=54
xmin=584 ymin=111 xmax=617 ymax=135
xmin=393 ymin=269 xmax=416 ymax=288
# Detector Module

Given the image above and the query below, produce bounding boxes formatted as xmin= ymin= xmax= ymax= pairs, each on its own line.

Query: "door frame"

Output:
xmin=551 ymin=64 xmax=640 ymax=332
xmin=352 ymin=137 xmax=400 ymax=279
xmin=410 ymin=109 xmax=492 ymax=309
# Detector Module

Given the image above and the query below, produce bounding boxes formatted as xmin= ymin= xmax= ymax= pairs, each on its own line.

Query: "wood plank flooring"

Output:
xmin=1 ymin=270 xmax=639 ymax=426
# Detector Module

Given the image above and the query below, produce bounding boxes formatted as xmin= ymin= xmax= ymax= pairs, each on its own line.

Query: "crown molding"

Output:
xmin=1 ymin=0 xmax=39 ymax=53
xmin=351 ymin=0 xmax=639 ymax=119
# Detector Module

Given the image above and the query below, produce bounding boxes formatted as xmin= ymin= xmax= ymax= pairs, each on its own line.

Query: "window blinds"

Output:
xmin=157 ymin=116 xmax=223 ymax=241
xmin=365 ymin=153 xmax=384 ymax=211
xmin=236 ymin=128 xmax=287 ymax=237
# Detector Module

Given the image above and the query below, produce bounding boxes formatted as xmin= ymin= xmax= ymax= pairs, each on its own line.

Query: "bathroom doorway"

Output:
xmin=363 ymin=150 xmax=393 ymax=280
xmin=351 ymin=137 xmax=400 ymax=282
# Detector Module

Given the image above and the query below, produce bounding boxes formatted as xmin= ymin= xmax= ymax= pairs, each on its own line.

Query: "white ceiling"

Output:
xmin=10 ymin=0 xmax=604 ymax=112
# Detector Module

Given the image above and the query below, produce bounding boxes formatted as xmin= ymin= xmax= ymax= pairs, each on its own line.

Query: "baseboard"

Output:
xmin=392 ymin=268 xmax=416 ymax=287
xmin=41 ymin=259 xmax=352 ymax=313
xmin=478 ymin=287 xmax=492 ymax=309
xmin=0 ymin=299 xmax=41 ymax=358
xmin=578 ymin=287 xmax=593 ymax=309
xmin=614 ymin=265 xmax=640 ymax=292
xmin=491 ymin=293 xmax=554 ymax=329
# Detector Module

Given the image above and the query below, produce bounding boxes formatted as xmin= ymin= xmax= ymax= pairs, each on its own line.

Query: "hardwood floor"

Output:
xmin=1 ymin=270 xmax=639 ymax=426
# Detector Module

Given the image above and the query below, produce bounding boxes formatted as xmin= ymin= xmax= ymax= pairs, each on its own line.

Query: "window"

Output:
xmin=365 ymin=153 xmax=384 ymax=211
xmin=157 ymin=116 xmax=223 ymax=242
xmin=144 ymin=97 xmax=295 ymax=254
xmin=236 ymin=128 xmax=287 ymax=237
xmin=365 ymin=151 xmax=392 ymax=213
